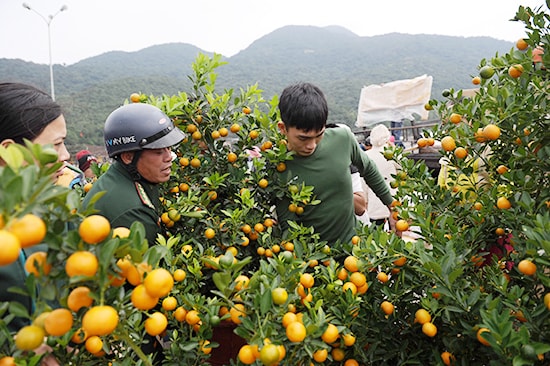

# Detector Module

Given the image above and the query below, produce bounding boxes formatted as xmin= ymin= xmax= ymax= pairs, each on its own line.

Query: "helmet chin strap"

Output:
xmin=117 ymin=151 xmax=143 ymax=181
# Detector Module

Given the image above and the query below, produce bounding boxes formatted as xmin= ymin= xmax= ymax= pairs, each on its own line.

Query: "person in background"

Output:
xmin=275 ymin=82 xmax=397 ymax=247
xmin=76 ymin=150 xmax=98 ymax=180
xmin=57 ymin=149 xmax=98 ymax=189
xmin=55 ymin=163 xmax=85 ymax=188
xmin=350 ymin=165 xmax=370 ymax=225
xmin=365 ymin=124 xmax=398 ymax=228
xmin=390 ymin=119 xmax=406 ymax=148
xmin=360 ymin=136 xmax=372 ymax=151
xmin=0 ymin=82 xmax=67 ymax=366
xmin=82 ymin=103 xmax=185 ymax=246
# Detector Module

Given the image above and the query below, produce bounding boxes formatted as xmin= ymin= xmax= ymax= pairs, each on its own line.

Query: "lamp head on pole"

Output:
xmin=21 ymin=1 xmax=68 ymax=101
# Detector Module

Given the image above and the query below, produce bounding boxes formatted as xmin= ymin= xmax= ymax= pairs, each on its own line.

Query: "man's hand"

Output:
xmin=387 ymin=205 xmax=401 ymax=237
xmin=40 ymin=355 xmax=60 ymax=366
xmin=35 ymin=344 xmax=61 ymax=366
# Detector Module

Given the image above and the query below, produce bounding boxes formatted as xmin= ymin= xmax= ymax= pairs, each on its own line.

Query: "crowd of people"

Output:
xmin=0 ymin=80 xmax=400 ymax=363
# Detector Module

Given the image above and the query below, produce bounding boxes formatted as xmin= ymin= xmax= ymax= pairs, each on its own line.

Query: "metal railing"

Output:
xmin=353 ymin=120 xmax=440 ymax=146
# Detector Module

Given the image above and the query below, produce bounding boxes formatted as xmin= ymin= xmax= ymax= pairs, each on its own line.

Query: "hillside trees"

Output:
xmin=1 ymin=32 xmax=512 ymax=152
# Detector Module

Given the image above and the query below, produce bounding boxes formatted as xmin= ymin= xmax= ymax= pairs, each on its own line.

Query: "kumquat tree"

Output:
xmin=0 ymin=3 xmax=549 ymax=366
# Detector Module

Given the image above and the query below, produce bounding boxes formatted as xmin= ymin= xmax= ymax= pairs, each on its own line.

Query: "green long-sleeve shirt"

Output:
xmin=276 ymin=126 xmax=393 ymax=245
xmin=82 ymin=161 xmax=162 ymax=245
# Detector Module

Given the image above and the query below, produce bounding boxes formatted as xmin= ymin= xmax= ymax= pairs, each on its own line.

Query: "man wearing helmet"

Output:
xmin=82 ymin=103 xmax=185 ymax=245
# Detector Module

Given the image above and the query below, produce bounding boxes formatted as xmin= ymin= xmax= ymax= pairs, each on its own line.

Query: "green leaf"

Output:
xmin=447 ymin=267 xmax=464 ymax=284
xmin=4 ymin=174 xmax=23 ymax=210
xmin=40 ymin=282 xmax=57 ymax=302
xmin=181 ymin=211 xmax=206 ymax=219
xmin=533 ymin=342 xmax=550 ymax=357
xmin=98 ymin=238 xmax=119 ymax=267
xmin=467 ymin=289 xmax=481 ymax=306
xmin=8 ymin=301 xmax=30 ymax=319
xmin=259 ymin=290 xmax=272 ymax=315
xmin=36 ymin=147 xmax=60 ymax=165
xmin=0 ymin=144 xmax=25 ymax=168
xmin=144 ymin=245 xmax=169 ymax=267
xmin=423 ymin=261 xmax=442 ymax=276
xmin=231 ymin=256 xmax=252 ymax=273
xmin=512 ymin=355 xmax=535 ymax=366
xmin=212 ymin=272 xmax=231 ymax=293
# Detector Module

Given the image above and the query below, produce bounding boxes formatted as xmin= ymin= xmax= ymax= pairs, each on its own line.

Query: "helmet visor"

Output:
xmin=140 ymin=125 xmax=185 ymax=149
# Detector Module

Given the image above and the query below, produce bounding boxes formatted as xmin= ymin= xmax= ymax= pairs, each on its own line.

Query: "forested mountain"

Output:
xmin=0 ymin=25 xmax=513 ymax=151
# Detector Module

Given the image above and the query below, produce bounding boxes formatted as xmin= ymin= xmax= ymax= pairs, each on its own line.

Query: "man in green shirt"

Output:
xmin=83 ymin=103 xmax=185 ymax=245
xmin=276 ymin=82 xmax=397 ymax=246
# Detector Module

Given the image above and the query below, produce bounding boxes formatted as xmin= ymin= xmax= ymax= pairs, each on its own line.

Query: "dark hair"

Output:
xmin=0 ymin=82 xmax=62 ymax=144
xmin=279 ymin=82 xmax=328 ymax=132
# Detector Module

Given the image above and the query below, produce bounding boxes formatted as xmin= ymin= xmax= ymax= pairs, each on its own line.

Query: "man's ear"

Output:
xmin=277 ymin=121 xmax=287 ymax=135
xmin=120 ymin=151 xmax=135 ymax=164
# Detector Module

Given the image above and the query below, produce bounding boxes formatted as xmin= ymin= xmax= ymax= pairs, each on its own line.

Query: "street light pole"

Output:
xmin=22 ymin=3 xmax=68 ymax=101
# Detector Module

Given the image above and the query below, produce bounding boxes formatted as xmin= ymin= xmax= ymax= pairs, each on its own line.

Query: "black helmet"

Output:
xmin=104 ymin=103 xmax=185 ymax=158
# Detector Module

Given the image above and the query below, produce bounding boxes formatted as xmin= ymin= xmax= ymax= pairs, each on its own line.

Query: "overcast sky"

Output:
xmin=0 ymin=1 xmax=546 ymax=66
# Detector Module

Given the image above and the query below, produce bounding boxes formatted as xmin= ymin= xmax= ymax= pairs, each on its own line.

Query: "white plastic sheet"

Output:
xmin=356 ymin=74 xmax=433 ymax=127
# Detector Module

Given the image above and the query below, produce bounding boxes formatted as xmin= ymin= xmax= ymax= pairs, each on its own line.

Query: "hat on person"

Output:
xmin=76 ymin=150 xmax=98 ymax=172
xmin=370 ymin=124 xmax=391 ymax=147
xmin=364 ymin=136 xmax=372 ymax=147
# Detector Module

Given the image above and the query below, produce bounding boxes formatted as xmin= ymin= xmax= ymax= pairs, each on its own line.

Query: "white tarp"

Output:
xmin=355 ymin=74 xmax=433 ymax=127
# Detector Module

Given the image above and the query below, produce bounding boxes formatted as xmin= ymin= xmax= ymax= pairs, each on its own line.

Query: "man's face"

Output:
xmin=136 ymin=147 xmax=174 ymax=183
xmin=278 ymin=122 xmax=325 ymax=157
